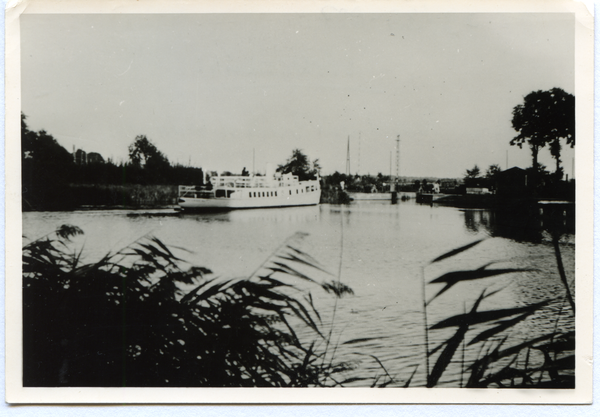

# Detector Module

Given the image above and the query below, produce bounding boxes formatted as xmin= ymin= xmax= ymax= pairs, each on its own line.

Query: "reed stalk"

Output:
xmin=551 ymin=233 xmax=575 ymax=313
xmin=420 ymin=265 xmax=430 ymax=385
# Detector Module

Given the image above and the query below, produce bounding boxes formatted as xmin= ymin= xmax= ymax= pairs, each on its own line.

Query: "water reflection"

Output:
xmin=461 ymin=204 xmax=575 ymax=243
xmin=462 ymin=207 xmax=541 ymax=242
xmin=177 ymin=205 xmax=321 ymax=225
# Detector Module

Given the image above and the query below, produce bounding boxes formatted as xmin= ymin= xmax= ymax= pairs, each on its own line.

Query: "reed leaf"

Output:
xmin=427 ymin=291 xmax=486 ymax=387
xmin=467 ymin=311 xmax=537 ymax=346
xmin=430 ymin=300 xmax=550 ymax=330
xmin=338 ymin=376 xmax=371 ymax=385
xmin=277 ymin=251 xmax=332 ymax=275
xmin=466 ymin=334 xmax=558 ymax=387
xmin=55 ymin=224 xmax=84 ymax=241
xmin=403 ymin=365 xmax=419 ymax=388
xmin=343 ymin=336 xmax=391 ymax=345
xmin=532 ymin=332 xmax=575 ymax=354
xmin=429 ymin=239 xmax=485 ymax=264
xmin=268 ymin=262 xmax=319 ymax=284
xmin=321 ymin=280 xmax=354 ymax=297
xmin=428 ymin=268 xmax=535 ymax=303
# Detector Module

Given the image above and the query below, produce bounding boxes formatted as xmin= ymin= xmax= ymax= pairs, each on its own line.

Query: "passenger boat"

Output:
xmin=178 ymin=172 xmax=321 ymax=211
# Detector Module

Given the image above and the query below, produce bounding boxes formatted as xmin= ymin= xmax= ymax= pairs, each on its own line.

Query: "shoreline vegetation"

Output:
xmin=23 ymin=225 xmax=575 ymax=388
xmin=20 ymin=177 xmax=575 ymax=212
xmin=21 ymin=105 xmax=574 ymax=211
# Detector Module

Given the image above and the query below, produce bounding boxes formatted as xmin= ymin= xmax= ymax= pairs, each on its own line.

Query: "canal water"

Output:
xmin=22 ymin=199 xmax=575 ymax=387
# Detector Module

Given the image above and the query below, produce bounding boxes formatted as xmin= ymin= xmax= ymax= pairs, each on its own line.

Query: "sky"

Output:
xmin=20 ymin=13 xmax=575 ymax=178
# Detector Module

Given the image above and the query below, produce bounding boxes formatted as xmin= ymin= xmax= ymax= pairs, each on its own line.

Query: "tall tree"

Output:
xmin=21 ymin=113 xmax=75 ymax=209
xmin=510 ymin=88 xmax=575 ymax=177
xmin=277 ymin=149 xmax=319 ymax=181
xmin=128 ymin=135 xmax=169 ymax=168
xmin=465 ymin=165 xmax=481 ymax=179
xmin=485 ymin=164 xmax=502 ymax=179
xmin=128 ymin=135 xmax=171 ymax=184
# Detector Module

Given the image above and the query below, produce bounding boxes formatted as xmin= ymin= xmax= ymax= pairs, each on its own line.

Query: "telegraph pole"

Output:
xmin=396 ymin=134 xmax=400 ymax=186
xmin=346 ymin=135 xmax=351 ymax=176
xmin=391 ymin=135 xmax=400 ymax=204
xmin=357 ymin=132 xmax=361 ymax=175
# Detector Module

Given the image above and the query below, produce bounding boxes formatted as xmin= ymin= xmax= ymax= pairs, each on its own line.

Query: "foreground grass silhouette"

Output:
xmin=22 ymin=225 xmax=574 ymax=388
xmin=23 ymin=225 xmax=353 ymax=387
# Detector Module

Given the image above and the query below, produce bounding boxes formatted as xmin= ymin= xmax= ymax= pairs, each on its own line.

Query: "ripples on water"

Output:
xmin=22 ymin=200 xmax=575 ymax=387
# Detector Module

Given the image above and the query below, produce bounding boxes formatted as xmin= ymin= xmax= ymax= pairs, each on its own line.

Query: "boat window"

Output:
xmin=216 ymin=189 xmax=226 ymax=198
xmin=275 ymin=191 xmax=277 ymax=196
xmin=306 ymin=186 xmax=310 ymax=192
xmin=296 ymin=189 xmax=298 ymax=194
xmin=249 ymin=192 xmax=252 ymax=198
xmin=262 ymin=192 xmax=265 ymax=197
xmin=289 ymin=190 xmax=292 ymax=195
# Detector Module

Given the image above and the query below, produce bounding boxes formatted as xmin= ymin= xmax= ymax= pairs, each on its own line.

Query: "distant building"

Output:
xmin=496 ymin=167 xmax=528 ymax=198
xmin=87 ymin=152 xmax=105 ymax=164
xmin=464 ymin=178 xmax=492 ymax=195
xmin=72 ymin=148 xmax=105 ymax=165
xmin=73 ymin=148 xmax=87 ymax=165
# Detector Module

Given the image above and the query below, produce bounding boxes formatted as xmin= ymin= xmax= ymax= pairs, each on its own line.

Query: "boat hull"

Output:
xmin=179 ymin=198 xmax=320 ymax=211
xmin=178 ymin=182 xmax=321 ymax=211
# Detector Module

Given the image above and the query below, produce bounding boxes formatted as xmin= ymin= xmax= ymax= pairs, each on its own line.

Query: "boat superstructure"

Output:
xmin=178 ymin=172 xmax=321 ymax=210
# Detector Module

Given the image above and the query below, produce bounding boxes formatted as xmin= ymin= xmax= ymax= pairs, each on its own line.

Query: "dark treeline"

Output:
xmin=21 ymin=114 xmax=203 ymax=210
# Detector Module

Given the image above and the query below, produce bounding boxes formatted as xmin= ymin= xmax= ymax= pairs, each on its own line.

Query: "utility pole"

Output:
xmin=357 ymin=131 xmax=361 ymax=175
xmin=391 ymin=135 xmax=400 ymax=204
xmin=346 ymin=135 xmax=351 ymax=176
xmin=396 ymin=134 xmax=400 ymax=186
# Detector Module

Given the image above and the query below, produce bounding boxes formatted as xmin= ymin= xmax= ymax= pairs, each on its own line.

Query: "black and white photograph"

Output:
xmin=5 ymin=0 xmax=594 ymax=405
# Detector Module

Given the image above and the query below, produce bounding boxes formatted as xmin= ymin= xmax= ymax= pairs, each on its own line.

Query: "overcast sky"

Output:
xmin=21 ymin=13 xmax=575 ymax=178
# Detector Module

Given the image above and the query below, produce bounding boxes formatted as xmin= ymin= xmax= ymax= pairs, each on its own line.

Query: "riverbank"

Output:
xmin=23 ymin=182 xmax=352 ymax=211
xmin=22 ymin=184 xmax=179 ymax=211
xmin=319 ymin=186 xmax=351 ymax=204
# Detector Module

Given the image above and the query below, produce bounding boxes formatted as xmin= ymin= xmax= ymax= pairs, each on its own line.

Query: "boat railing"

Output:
xmin=179 ymin=185 xmax=214 ymax=199
xmin=210 ymin=175 xmax=301 ymax=189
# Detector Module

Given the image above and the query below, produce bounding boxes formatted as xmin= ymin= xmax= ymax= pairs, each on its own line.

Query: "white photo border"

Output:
xmin=4 ymin=0 xmax=594 ymax=405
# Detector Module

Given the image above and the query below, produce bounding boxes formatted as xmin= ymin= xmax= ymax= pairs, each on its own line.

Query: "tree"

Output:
xmin=510 ymin=88 xmax=575 ymax=176
xmin=277 ymin=149 xmax=319 ymax=181
xmin=128 ymin=135 xmax=169 ymax=169
xmin=21 ymin=113 xmax=75 ymax=209
xmin=485 ymin=164 xmax=502 ymax=179
xmin=128 ymin=135 xmax=171 ymax=184
xmin=465 ymin=165 xmax=481 ymax=179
